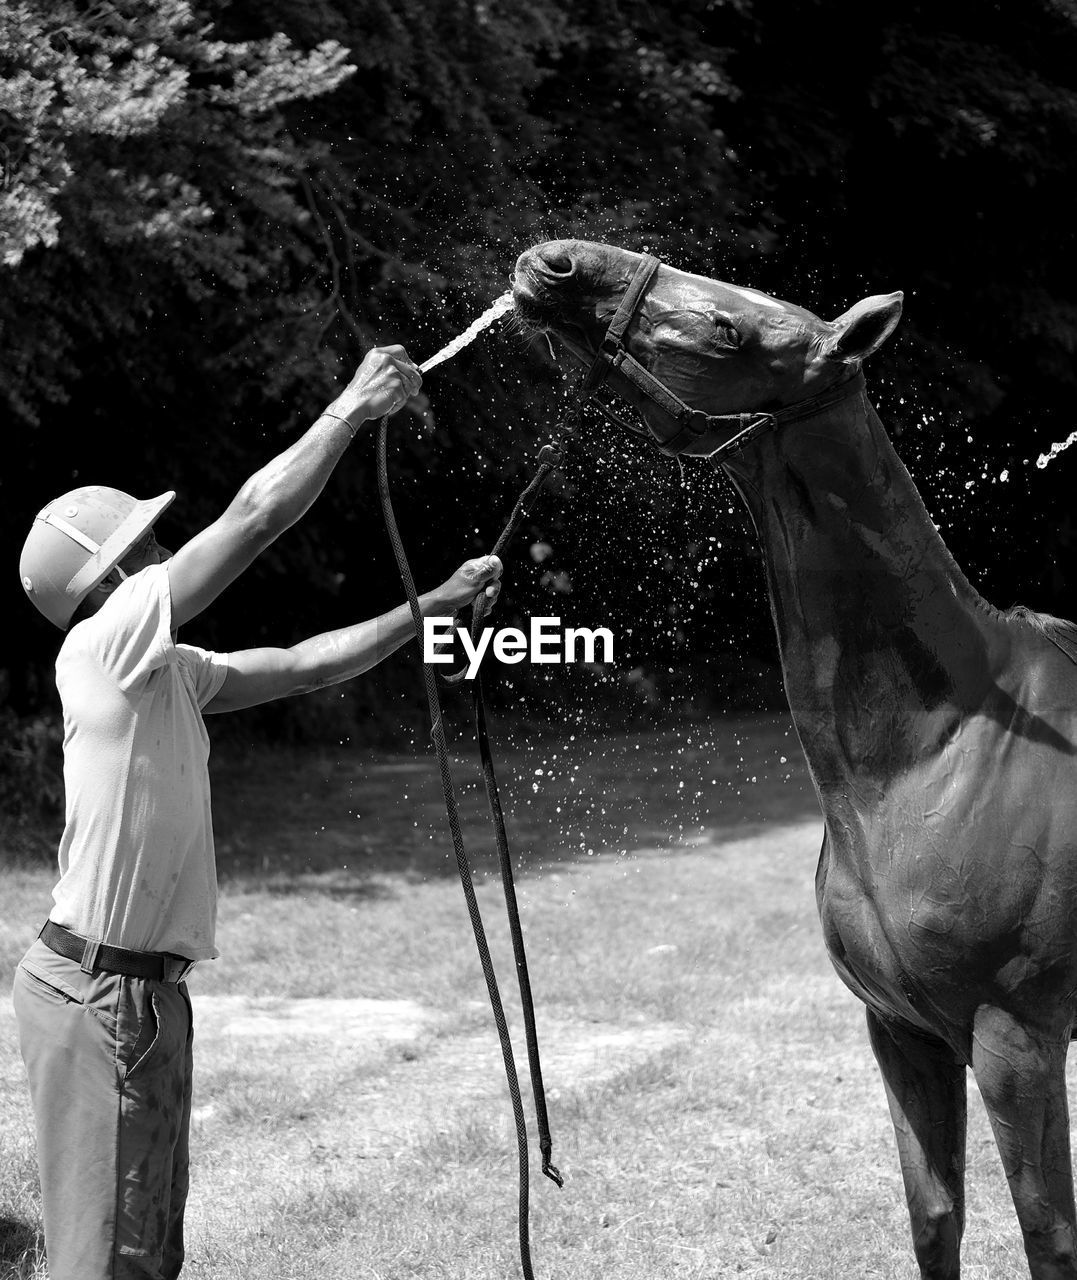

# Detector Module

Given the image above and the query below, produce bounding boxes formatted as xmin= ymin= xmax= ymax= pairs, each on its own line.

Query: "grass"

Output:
xmin=0 ymin=711 xmax=1055 ymax=1278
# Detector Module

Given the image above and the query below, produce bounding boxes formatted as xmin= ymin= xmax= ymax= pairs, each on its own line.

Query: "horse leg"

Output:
xmin=866 ymin=1009 xmax=966 ymax=1279
xmin=971 ymin=1006 xmax=1077 ymax=1279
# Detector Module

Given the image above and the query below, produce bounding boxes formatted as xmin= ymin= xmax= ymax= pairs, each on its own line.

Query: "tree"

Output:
xmin=5 ymin=0 xmax=1076 ymax=745
xmin=0 ymin=0 xmax=355 ymax=420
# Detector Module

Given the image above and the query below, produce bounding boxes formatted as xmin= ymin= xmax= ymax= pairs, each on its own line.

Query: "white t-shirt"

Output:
xmin=50 ymin=562 xmax=229 ymax=960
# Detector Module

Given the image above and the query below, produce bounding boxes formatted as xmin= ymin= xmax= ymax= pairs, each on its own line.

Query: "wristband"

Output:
xmin=322 ymin=410 xmax=359 ymax=440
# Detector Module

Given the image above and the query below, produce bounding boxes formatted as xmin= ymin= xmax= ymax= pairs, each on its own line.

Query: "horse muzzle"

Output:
xmin=512 ymin=249 xmax=574 ymax=322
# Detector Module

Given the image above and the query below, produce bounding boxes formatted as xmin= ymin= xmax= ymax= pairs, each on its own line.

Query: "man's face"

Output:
xmin=120 ymin=526 xmax=171 ymax=575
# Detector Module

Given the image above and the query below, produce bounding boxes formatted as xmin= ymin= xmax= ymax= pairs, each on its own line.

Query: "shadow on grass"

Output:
xmin=0 ymin=1217 xmax=43 ymax=1278
xmin=260 ymin=876 xmax=400 ymax=901
xmin=210 ymin=712 xmax=821 ymax=894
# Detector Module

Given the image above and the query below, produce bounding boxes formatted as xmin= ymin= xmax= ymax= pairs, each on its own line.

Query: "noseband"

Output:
xmin=579 ymin=253 xmax=864 ymax=460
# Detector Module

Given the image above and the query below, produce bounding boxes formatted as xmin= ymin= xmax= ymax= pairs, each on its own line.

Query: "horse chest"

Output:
xmin=816 ymin=784 xmax=1077 ymax=1048
xmin=814 ymin=829 xmax=990 ymax=1041
xmin=817 ymin=850 xmax=913 ymax=1020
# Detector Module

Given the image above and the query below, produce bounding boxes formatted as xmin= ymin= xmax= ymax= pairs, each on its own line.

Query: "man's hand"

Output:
xmin=206 ymin=554 xmax=506 ymax=714
xmin=325 ymin=345 xmax=423 ymax=431
xmin=438 ymin=554 xmax=503 ymax=612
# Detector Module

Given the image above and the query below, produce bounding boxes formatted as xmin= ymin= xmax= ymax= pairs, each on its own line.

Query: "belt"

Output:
xmin=39 ymin=920 xmax=196 ymax=984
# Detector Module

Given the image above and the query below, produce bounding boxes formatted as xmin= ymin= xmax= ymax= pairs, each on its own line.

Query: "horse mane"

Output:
xmin=1004 ymin=604 xmax=1077 ymax=666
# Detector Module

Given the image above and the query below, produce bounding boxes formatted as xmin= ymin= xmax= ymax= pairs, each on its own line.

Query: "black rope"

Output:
xmin=375 ymin=415 xmax=560 ymax=1280
xmin=472 ymin=657 xmax=562 ymax=1184
xmin=450 ymin=437 xmax=568 ymax=1185
xmin=440 ymin=442 xmax=563 ymax=689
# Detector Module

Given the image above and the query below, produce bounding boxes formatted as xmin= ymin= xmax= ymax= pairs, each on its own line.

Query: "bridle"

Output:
xmin=578 ymin=253 xmax=865 ymax=460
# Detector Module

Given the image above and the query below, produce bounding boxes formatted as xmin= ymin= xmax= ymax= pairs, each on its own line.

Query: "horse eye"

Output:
xmin=711 ymin=314 xmax=741 ymax=351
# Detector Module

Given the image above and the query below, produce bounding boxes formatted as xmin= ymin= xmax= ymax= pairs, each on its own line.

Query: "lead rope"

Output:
xmin=442 ymin=434 xmax=573 ymax=1185
xmin=375 ymin=413 xmax=562 ymax=1280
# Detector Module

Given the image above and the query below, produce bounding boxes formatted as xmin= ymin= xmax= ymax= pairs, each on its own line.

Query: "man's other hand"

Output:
xmin=439 ymin=554 xmax=503 ymax=612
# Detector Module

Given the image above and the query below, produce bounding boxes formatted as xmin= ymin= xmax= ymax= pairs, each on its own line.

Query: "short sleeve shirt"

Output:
xmin=50 ymin=562 xmax=229 ymax=960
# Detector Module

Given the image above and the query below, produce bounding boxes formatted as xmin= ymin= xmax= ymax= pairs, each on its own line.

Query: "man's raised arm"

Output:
xmin=167 ymin=345 xmax=421 ymax=629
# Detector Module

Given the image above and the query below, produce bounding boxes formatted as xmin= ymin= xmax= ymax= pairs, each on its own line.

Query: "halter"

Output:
xmin=579 ymin=253 xmax=865 ymax=460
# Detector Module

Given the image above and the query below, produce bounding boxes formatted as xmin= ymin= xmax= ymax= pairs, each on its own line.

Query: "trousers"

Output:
xmin=12 ymin=936 xmax=194 ymax=1280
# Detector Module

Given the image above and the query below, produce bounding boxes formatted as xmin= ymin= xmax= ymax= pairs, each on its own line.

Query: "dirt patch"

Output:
xmin=191 ymin=995 xmax=687 ymax=1089
xmin=188 ymin=994 xmax=689 ymax=1151
xmin=193 ymin=994 xmax=432 ymax=1043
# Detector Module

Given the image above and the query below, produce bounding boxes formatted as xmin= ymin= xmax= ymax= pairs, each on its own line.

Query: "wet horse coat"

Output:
xmin=513 ymin=239 xmax=1077 ymax=1280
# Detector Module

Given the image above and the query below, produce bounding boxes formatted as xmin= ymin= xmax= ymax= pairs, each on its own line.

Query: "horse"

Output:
xmin=512 ymin=238 xmax=1077 ymax=1280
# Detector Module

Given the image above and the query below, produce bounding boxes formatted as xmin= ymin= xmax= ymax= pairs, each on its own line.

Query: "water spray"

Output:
xmin=418 ymin=291 xmax=514 ymax=374
xmin=1036 ymin=430 xmax=1077 ymax=470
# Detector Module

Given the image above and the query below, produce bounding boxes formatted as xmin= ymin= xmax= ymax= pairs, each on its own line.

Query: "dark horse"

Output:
xmin=513 ymin=239 xmax=1077 ymax=1280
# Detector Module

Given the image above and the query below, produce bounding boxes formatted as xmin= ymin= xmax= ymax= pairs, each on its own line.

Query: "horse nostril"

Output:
xmin=540 ymin=250 xmax=575 ymax=278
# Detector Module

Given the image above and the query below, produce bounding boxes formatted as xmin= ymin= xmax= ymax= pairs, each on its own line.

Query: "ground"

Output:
xmin=0 ymin=715 xmax=1058 ymax=1278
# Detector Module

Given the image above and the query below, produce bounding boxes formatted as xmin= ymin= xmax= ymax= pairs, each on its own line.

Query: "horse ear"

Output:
xmin=822 ymin=292 xmax=904 ymax=363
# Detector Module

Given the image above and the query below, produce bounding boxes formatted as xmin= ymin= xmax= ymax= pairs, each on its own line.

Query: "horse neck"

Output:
xmin=720 ymin=385 xmax=1003 ymax=795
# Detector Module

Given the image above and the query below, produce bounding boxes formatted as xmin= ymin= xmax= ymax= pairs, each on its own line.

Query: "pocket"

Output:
xmin=16 ymin=958 xmax=86 ymax=1006
xmin=121 ymin=989 xmax=161 ymax=1079
xmin=117 ymin=988 xmax=188 ymax=1260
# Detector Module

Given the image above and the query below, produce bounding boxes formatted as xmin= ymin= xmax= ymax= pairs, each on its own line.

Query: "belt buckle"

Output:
xmin=161 ymin=955 xmax=195 ymax=984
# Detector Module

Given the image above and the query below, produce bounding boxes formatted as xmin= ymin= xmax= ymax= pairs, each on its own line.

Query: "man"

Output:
xmin=13 ymin=345 xmax=502 ymax=1280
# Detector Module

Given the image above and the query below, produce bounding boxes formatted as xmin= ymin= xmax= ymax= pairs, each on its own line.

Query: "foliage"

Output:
xmin=0 ymin=696 xmax=63 ymax=859
xmin=701 ymin=0 xmax=1077 ymax=602
xmin=1 ymin=0 xmax=1076 ymax=744
xmin=0 ymin=0 xmax=354 ymax=423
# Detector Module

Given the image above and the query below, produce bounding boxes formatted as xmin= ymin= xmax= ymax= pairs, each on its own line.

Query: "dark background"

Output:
xmin=3 ymin=0 xmax=1076 ymax=826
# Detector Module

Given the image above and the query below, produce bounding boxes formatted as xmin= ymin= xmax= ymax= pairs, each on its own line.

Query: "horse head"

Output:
xmin=512 ymin=238 xmax=903 ymax=457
